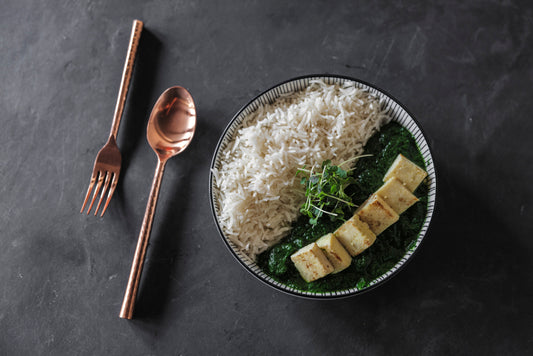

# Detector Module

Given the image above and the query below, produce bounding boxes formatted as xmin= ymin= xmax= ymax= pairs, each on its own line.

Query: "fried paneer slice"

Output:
xmin=334 ymin=215 xmax=377 ymax=256
xmin=291 ymin=243 xmax=334 ymax=282
xmin=316 ymin=233 xmax=352 ymax=273
xmin=356 ymin=194 xmax=399 ymax=235
xmin=375 ymin=177 xmax=419 ymax=214
xmin=383 ymin=154 xmax=427 ymax=192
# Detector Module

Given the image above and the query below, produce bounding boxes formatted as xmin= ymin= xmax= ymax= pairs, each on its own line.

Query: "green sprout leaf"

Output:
xmin=356 ymin=277 xmax=367 ymax=290
xmin=296 ymin=157 xmax=370 ymax=226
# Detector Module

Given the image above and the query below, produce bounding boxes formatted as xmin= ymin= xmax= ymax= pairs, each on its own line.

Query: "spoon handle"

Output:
xmin=120 ymin=158 xmax=166 ymax=319
xmin=110 ymin=19 xmax=143 ymax=139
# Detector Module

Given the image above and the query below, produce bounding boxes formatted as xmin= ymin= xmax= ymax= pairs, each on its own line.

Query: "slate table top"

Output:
xmin=2 ymin=0 xmax=532 ymax=354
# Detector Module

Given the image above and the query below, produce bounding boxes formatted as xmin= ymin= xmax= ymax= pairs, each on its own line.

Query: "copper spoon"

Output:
xmin=119 ymin=86 xmax=196 ymax=319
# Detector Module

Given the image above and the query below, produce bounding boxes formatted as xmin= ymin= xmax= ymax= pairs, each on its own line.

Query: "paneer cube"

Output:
xmin=383 ymin=154 xmax=427 ymax=192
xmin=356 ymin=194 xmax=399 ymax=235
xmin=316 ymin=233 xmax=352 ymax=273
xmin=375 ymin=177 xmax=419 ymax=214
xmin=334 ymin=215 xmax=377 ymax=256
xmin=291 ymin=243 xmax=334 ymax=282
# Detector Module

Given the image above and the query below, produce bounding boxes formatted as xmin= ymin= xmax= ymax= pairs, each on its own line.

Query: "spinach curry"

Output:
xmin=257 ymin=122 xmax=428 ymax=293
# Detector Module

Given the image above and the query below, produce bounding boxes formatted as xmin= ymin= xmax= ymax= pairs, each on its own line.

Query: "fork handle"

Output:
xmin=120 ymin=158 xmax=166 ymax=319
xmin=110 ymin=19 xmax=143 ymax=139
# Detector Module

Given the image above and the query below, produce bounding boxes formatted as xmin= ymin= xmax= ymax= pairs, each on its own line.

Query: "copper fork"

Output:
xmin=81 ymin=19 xmax=143 ymax=216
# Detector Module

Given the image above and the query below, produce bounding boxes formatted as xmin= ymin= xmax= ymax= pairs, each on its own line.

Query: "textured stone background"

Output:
xmin=1 ymin=0 xmax=532 ymax=354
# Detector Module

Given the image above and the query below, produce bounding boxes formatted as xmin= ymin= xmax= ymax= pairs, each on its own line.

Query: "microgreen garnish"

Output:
xmin=296 ymin=155 xmax=371 ymax=226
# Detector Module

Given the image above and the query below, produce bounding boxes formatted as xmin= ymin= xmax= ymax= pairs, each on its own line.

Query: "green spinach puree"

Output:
xmin=256 ymin=122 xmax=428 ymax=292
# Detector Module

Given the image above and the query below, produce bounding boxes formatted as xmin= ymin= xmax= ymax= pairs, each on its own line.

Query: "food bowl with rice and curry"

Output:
xmin=209 ymin=75 xmax=436 ymax=298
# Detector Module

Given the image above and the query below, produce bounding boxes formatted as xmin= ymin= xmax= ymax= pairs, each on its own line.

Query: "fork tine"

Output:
xmin=87 ymin=171 xmax=105 ymax=215
xmin=94 ymin=171 xmax=112 ymax=216
xmin=80 ymin=171 xmax=98 ymax=213
xmin=100 ymin=172 xmax=119 ymax=217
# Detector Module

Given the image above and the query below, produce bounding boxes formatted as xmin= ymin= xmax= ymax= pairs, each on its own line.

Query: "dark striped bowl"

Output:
xmin=209 ymin=75 xmax=436 ymax=298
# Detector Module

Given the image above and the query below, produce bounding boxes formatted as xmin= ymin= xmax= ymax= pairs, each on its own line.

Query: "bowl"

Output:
xmin=209 ymin=74 xmax=436 ymax=298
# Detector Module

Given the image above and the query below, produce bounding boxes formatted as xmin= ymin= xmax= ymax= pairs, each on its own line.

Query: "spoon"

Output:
xmin=119 ymin=86 xmax=196 ymax=319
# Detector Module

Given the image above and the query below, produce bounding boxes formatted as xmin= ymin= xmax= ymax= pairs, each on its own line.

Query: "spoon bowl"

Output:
xmin=148 ymin=86 xmax=196 ymax=158
xmin=120 ymin=86 xmax=196 ymax=319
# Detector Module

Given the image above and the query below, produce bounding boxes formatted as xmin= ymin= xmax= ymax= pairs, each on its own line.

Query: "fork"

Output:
xmin=81 ymin=19 xmax=143 ymax=216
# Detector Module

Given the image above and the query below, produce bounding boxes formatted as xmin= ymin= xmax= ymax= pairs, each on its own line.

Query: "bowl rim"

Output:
xmin=208 ymin=74 xmax=437 ymax=299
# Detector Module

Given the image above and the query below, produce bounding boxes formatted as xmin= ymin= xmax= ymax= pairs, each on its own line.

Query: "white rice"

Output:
xmin=212 ymin=79 xmax=390 ymax=260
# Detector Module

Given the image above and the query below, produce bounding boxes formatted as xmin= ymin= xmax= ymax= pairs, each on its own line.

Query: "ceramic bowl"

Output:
xmin=209 ymin=75 xmax=436 ymax=298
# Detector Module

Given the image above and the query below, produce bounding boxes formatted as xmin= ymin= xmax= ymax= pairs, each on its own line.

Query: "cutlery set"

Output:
xmin=80 ymin=20 xmax=197 ymax=319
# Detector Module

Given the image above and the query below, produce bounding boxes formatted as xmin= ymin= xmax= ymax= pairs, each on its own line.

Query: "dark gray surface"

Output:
xmin=1 ymin=0 xmax=532 ymax=354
